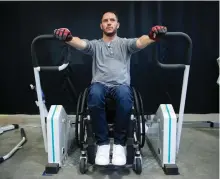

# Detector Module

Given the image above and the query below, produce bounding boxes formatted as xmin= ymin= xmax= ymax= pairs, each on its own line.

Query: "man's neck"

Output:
xmin=102 ymin=33 xmax=117 ymax=42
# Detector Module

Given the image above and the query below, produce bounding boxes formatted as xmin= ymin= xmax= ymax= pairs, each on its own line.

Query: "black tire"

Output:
xmin=134 ymin=158 xmax=142 ymax=174
xmin=75 ymin=92 xmax=82 ymax=147
xmin=87 ymin=145 xmax=96 ymax=164
xmin=136 ymin=90 xmax=146 ymax=148
xmin=79 ymin=158 xmax=87 ymax=174
xmin=79 ymin=115 xmax=85 ymax=149
xmin=79 ymin=88 xmax=88 ymax=148
xmin=132 ymin=87 xmax=141 ymax=145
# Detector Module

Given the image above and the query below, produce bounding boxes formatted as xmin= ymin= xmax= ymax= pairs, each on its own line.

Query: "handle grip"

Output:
xmin=31 ymin=34 xmax=70 ymax=72
xmin=156 ymin=32 xmax=192 ymax=70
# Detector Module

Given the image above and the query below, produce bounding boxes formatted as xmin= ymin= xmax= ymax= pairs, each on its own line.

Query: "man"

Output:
xmin=54 ymin=11 xmax=167 ymax=166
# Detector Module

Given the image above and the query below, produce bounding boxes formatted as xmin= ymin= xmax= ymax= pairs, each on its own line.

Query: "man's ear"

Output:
xmin=117 ymin=22 xmax=120 ymax=29
xmin=100 ymin=23 xmax=103 ymax=30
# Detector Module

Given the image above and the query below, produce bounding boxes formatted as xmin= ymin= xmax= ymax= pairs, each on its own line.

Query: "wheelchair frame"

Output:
xmin=75 ymin=86 xmax=146 ymax=174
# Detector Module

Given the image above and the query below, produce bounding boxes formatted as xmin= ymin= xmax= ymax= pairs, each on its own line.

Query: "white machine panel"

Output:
xmin=146 ymin=104 xmax=177 ymax=166
xmin=47 ymin=105 xmax=74 ymax=166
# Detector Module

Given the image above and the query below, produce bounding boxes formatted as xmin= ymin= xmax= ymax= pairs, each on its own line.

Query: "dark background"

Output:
xmin=0 ymin=1 xmax=219 ymax=115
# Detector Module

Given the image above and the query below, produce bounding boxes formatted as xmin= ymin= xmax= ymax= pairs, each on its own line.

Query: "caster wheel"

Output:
xmin=133 ymin=158 xmax=142 ymax=174
xmin=79 ymin=158 xmax=87 ymax=174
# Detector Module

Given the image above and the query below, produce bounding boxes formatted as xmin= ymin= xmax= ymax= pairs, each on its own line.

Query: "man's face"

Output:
xmin=100 ymin=12 xmax=120 ymax=37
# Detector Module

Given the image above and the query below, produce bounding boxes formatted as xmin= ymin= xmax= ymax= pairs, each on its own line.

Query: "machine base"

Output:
xmin=46 ymin=105 xmax=74 ymax=171
xmin=163 ymin=164 xmax=179 ymax=175
xmin=183 ymin=121 xmax=219 ymax=128
xmin=45 ymin=163 xmax=60 ymax=174
xmin=146 ymin=104 xmax=178 ymax=175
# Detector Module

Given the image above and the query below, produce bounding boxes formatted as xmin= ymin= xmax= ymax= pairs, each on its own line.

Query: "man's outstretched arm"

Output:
xmin=54 ymin=28 xmax=96 ymax=55
xmin=54 ymin=28 xmax=87 ymax=50
xmin=136 ymin=25 xmax=167 ymax=49
xmin=67 ymin=37 xmax=87 ymax=50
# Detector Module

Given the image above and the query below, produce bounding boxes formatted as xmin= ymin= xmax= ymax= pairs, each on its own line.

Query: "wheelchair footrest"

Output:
xmin=95 ymin=163 xmax=132 ymax=168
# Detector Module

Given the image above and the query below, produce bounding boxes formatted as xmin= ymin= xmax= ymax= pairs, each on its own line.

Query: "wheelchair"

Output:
xmin=74 ymin=85 xmax=146 ymax=174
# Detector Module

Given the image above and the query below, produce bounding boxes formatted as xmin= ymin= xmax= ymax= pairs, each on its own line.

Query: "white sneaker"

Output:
xmin=95 ymin=144 xmax=110 ymax=165
xmin=112 ymin=144 xmax=126 ymax=166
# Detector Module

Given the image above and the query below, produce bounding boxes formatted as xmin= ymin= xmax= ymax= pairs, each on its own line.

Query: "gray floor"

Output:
xmin=0 ymin=114 xmax=219 ymax=179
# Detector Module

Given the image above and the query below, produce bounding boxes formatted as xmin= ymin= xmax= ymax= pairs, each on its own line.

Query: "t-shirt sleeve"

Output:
xmin=125 ymin=38 xmax=141 ymax=54
xmin=77 ymin=39 xmax=96 ymax=56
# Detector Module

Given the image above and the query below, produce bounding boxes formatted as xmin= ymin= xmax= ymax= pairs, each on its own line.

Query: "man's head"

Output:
xmin=100 ymin=11 xmax=120 ymax=37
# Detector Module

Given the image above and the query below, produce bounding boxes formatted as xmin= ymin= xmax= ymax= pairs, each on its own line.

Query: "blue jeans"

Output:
xmin=87 ymin=82 xmax=133 ymax=146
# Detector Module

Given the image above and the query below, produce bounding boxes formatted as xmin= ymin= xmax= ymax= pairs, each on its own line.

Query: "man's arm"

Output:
xmin=136 ymin=35 xmax=155 ymax=49
xmin=54 ymin=28 xmax=95 ymax=55
xmin=136 ymin=25 xmax=167 ymax=49
xmin=66 ymin=37 xmax=87 ymax=50
xmin=54 ymin=28 xmax=87 ymax=50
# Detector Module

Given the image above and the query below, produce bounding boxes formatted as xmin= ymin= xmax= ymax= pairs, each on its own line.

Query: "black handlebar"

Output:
xmin=31 ymin=34 xmax=70 ymax=72
xmin=31 ymin=32 xmax=192 ymax=71
xmin=156 ymin=32 xmax=192 ymax=70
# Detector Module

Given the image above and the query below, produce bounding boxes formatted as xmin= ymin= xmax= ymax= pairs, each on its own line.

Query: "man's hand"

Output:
xmin=53 ymin=28 xmax=87 ymax=50
xmin=54 ymin=28 xmax=73 ymax=41
xmin=148 ymin=25 xmax=167 ymax=41
xmin=136 ymin=25 xmax=167 ymax=49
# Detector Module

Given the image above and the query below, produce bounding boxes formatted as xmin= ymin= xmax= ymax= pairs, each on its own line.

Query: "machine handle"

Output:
xmin=156 ymin=32 xmax=193 ymax=70
xmin=31 ymin=34 xmax=70 ymax=72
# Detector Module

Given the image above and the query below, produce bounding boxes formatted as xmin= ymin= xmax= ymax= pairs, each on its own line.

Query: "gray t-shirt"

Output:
xmin=78 ymin=36 xmax=141 ymax=86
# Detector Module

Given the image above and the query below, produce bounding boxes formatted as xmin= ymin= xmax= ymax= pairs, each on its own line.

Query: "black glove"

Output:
xmin=148 ymin=25 xmax=167 ymax=41
xmin=53 ymin=28 xmax=73 ymax=41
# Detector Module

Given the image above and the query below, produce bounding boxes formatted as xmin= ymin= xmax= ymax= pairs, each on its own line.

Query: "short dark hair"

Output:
xmin=101 ymin=11 xmax=119 ymax=22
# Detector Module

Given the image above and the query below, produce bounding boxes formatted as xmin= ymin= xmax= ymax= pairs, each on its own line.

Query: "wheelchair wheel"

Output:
xmin=132 ymin=87 xmax=141 ymax=145
xmin=79 ymin=88 xmax=88 ymax=148
xmin=133 ymin=158 xmax=142 ymax=174
xmin=136 ymin=90 xmax=146 ymax=148
xmin=79 ymin=158 xmax=87 ymax=174
xmin=75 ymin=92 xmax=82 ymax=147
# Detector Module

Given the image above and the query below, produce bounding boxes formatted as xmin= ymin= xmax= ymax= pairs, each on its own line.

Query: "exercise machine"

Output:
xmin=0 ymin=124 xmax=27 ymax=163
xmin=30 ymin=32 xmax=193 ymax=175
xmin=145 ymin=32 xmax=192 ymax=174
xmin=31 ymin=36 xmax=75 ymax=174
